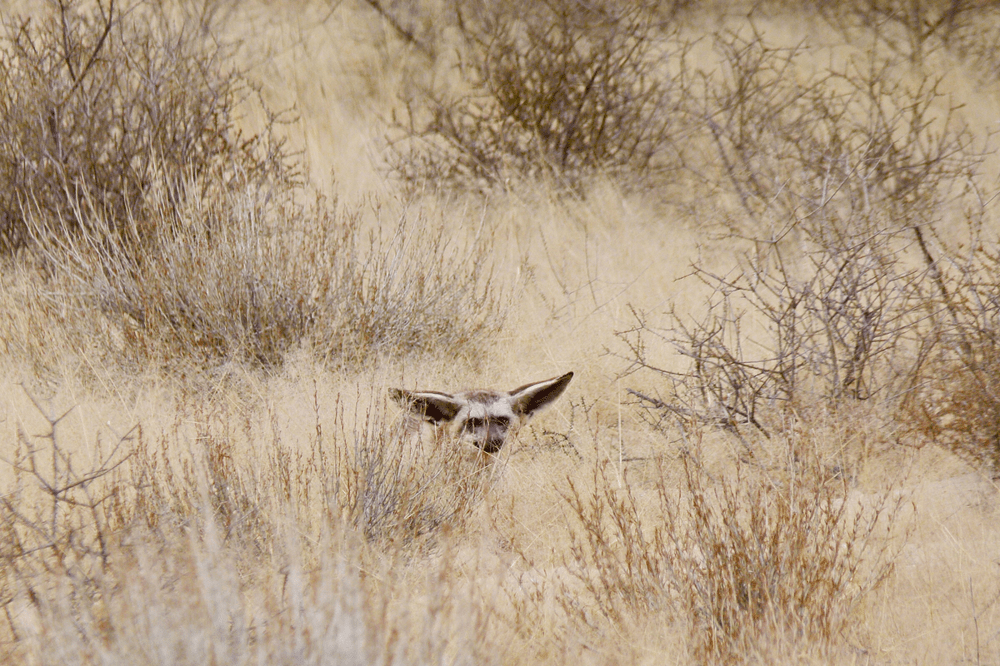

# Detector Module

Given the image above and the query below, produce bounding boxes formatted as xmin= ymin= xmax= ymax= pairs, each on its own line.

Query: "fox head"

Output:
xmin=390 ymin=372 xmax=573 ymax=453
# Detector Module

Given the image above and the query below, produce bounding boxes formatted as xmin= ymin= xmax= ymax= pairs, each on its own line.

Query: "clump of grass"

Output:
xmin=19 ymin=174 xmax=508 ymax=375
xmin=561 ymin=431 xmax=905 ymax=663
xmin=330 ymin=393 xmax=500 ymax=550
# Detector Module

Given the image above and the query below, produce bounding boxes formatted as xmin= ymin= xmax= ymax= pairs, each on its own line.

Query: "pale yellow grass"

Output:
xmin=1 ymin=1 xmax=999 ymax=664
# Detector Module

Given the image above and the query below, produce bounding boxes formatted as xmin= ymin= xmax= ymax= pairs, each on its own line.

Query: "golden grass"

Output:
xmin=0 ymin=1 xmax=999 ymax=664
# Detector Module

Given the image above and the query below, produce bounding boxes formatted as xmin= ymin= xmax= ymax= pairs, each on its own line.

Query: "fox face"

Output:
xmin=390 ymin=372 xmax=573 ymax=453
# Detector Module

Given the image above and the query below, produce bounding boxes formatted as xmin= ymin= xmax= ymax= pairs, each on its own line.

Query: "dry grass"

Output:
xmin=0 ymin=0 xmax=999 ymax=665
xmin=16 ymin=179 xmax=509 ymax=374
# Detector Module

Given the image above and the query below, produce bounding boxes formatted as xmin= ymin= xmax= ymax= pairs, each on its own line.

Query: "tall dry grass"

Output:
xmin=0 ymin=0 xmax=999 ymax=664
xmin=0 ymin=380 xmax=509 ymax=665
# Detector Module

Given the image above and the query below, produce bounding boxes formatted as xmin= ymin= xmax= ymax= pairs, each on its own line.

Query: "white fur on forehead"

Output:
xmin=455 ymin=389 xmax=505 ymax=403
xmin=458 ymin=398 xmax=517 ymax=422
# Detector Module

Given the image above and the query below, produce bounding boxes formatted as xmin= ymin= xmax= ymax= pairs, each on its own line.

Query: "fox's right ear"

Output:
xmin=508 ymin=371 xmax=574 ymax=418
xmin=390 ymin=389 xmax=465 ymax=424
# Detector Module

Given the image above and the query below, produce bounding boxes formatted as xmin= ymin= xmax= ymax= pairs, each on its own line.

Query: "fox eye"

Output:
xmin=462 ymin=416 xmax=511 ymax=432
xmin=462 ymin=417 xmax=486 ymax=432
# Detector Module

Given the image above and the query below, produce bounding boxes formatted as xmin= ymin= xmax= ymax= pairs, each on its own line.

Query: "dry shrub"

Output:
xmin=381 ymin=0 xmax=988 ymax=203
xmin=123 ymin=388 xmax=298 ymax=549
xmin=618 ymin=222 xmax=928 ymax=444
xmin=309 ymin=204 xmax=509 ymax=369
xmin=618 ymin=29 xmax=986 ymax=445
xmin=819 ymin=0 xmax=991 ymax=65
xmin=944 ymin=4 xmax=1000 ymax=83
xmin=692 ymin=29 xmax=978 ymax=243
xmin=0 ymin=387 xmax=137 ymax=626
xmin=3 ymin=513 xmax=493 ymax=665
xmin=0 ymin=0 xmax=292 ymax=254
xmin=561 ymin=462 xmax=671 ymax=629
xmin=389 ymin=0 xmax=686 ymax=192
xmin=12 ymin=173 xmax=508 ymax=374
xmin=908 ymin=340 xmax=1000 ymax=476
xmin=0 ymin=0 xmax=512 ymax=379
xmin=902 ymin=234 xmax=1000 ymax=477
xmin=562 ymin=432 xmax=904 ymax=663
xmin=0 ymin=386 xmax=299 ymax=616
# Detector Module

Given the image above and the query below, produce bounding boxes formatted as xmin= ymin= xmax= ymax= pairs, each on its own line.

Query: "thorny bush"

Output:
xmin=0 ymin=0 xmax=293 ymax=254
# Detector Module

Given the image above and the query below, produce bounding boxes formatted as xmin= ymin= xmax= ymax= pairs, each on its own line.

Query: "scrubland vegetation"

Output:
xmin=0 ymin=0 xmax=998 ymax=663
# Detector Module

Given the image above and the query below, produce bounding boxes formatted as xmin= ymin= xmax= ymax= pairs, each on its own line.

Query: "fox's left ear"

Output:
xmin=508 ymin=372 xmax=574 ymax=418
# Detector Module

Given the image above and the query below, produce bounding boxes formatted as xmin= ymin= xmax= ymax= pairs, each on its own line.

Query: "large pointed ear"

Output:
xmin=389 ymin=388 xmax=465 ymax=424
xmin=508 ymin=372 xmax=574 ymax=418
